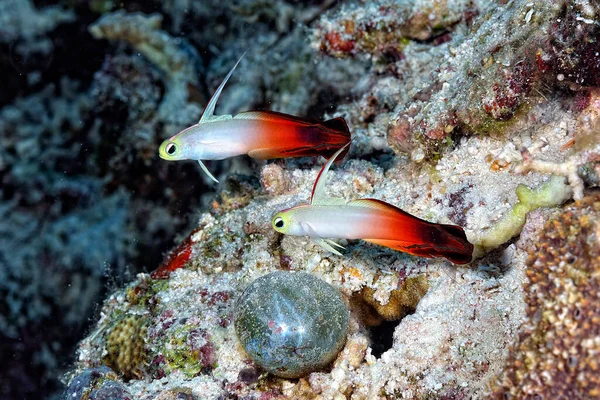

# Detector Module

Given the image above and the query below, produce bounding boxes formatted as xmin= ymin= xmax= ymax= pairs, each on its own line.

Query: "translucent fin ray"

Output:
xmin=198 ymin=160 xmax=219 ymax=183
xmin=311 ymin=143 xmax=349 ymax=205
xmin=200 ymin=52 xmax=246 ymax=123
xmin=312 ymin=237 xmax=343 ymax=256
xmin=324 ymin=239 xmax=345 ymax=250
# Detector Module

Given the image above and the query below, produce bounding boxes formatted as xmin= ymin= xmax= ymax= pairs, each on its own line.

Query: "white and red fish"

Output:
xmin=271 ymin=145 xmax=473 ymax=264
xmin=158 ymin=54 xmax=350 ymax=183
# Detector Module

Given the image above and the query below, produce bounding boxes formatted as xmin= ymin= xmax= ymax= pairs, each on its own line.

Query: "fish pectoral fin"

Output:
xmin=247 ymin=148 xmax=278 ymax=160
xmin=311 ymin=143 xmax=350 ymax=205
xmin=198 ymin=160 xmax=219 ymax=183
xmin=312 ymin=237 xmax=344 ymax=256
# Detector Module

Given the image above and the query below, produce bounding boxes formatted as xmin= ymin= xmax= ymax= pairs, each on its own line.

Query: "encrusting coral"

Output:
xmin=359 ymin=275 xmax=430 ymax=322
xmin=493 ymin=193 xmax=600 ymax=398
xmin=103 ymin=315 xmax=149 ymax=380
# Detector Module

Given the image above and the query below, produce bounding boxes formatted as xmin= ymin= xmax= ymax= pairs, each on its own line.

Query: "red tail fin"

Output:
xmin=323 ymin=117 xmax=349 ymax=133
xmin=430 ymin=223 xmax=473 ymax=264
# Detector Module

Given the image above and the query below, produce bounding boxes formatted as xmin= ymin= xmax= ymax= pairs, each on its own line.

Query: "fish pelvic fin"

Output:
xmin=311 ymin=143 xmax=350 ymax=205
xmin=200 ymin=51 xmax=246 ymax=123
xmin=312 ymin=237 xmax=344 ymax=256
xmin=198 ymin=160 xmax=219 ymax=183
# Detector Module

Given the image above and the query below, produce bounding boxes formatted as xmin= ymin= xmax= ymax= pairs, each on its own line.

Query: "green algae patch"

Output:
xmin=126 ymin=278 xmax=169 ymax=308
xmin=157 ymin=324 xmax=218 ymax=377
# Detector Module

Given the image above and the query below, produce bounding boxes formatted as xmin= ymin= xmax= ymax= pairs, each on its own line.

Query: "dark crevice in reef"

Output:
xmin=368 ymin=319 xmax=402 ymax=359
xmin=306 ymin=90 xmax=345 ymax=121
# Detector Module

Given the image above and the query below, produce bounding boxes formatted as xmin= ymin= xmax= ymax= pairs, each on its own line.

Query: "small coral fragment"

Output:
xmin=103 ymin=315 xmax=148 ymax=380
xmin=475 ymin=176 xmax=572 ymax=256
xmin=360 ymin=275 xmax=429 ymax=321
xmin=516 ymin=145 xmax=600 ymax=201
xmin=260 ymin=163 xmax=290 ymax=196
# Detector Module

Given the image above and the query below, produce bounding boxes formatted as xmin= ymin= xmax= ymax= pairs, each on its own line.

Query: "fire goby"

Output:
xmin=158 ymin=54 xmax=351 ymax=183
xmin=271 ymin=144 xmax=474 ymax=264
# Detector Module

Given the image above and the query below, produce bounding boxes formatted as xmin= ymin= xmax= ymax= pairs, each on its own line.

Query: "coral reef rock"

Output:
xmin=3 ymin=0 xmax=594 ymax=398
xmin=314 ymin=0 xmax=600 ymax=159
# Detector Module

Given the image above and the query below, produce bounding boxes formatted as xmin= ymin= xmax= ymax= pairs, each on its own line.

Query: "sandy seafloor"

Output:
xmin=1 ymin=0 xmax=600 ymax=399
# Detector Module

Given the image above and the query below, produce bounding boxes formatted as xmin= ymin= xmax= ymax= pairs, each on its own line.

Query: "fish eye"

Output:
xmin=166 ymin=143 xmax=177 ymax=155
xmin=274 ymin=217 xmax=284 ymax=229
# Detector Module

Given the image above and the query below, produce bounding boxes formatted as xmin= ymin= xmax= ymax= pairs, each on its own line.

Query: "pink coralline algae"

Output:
xmin=187 ymin=329 xmax=218 ymax=370
xmin=481 ymin=61 xmax=535 ymax=121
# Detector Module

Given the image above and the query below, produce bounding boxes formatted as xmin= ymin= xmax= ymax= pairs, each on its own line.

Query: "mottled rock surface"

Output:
xmin=494 ymin=194 xmax=600 ymax=399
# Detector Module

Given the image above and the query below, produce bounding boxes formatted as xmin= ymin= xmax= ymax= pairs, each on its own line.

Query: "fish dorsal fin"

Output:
xmin=198 ymin=160 xmax=219 ymax=183
xmin=347 ymin=198 xmax=399 ymax=212
xmin=200 ymin=52 xmax=246 ymax=123
xmin=316 ymin=197 xmax=347 ymax=206
xmin=310 ymin=143 xmax=349 ymax=205
xmin=349 ymin=198 xmax=432 ymax=223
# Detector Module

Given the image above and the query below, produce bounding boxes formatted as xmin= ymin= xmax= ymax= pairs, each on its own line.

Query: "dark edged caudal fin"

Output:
xmin=322 ymin=117 xmax=349 ymax=133
xmin=319 ymin=117 xmax=351 ymax=159
xmin=430 ymin=223 xmax=473 ymax=264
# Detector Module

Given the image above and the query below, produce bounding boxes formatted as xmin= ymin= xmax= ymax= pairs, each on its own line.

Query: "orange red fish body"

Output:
xmin=272 ymin=145 xmax=473 ymax=264
xmin=166 ymin=110 xmax=350 ymax=161
xmin=158 ymin=54 xmax=350 ymax=182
